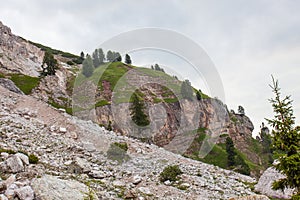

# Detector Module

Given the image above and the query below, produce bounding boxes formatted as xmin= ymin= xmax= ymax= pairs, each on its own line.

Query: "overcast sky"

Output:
xmin=1 ymin=0 xmax=299 ymax=135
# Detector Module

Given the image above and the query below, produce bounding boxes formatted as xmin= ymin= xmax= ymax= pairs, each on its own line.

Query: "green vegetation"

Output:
xmin=95 ymin=100 xmax=110 ymax=107
xmin=125 ymin=54 xmax=132 ymax=64
xmin=41 ymin=51 xmax=58 ymax=76
xmin=28 ymin=154 xmax=39 ymax=164
xmin=47 ymin=97 xmax=72 ymax=115
xmin=29 ymin=40 xmax=79 ymax=59
xmin=226 ymin=137 xmax=236 ymax=167
xmin=82 ymin=55 xmax=94 ymax=77
xmin=266 ymin=77 xmax=300 ymax=197
xmin=0 ymin=148 xmax=16 ymax=154
xmin=159 ymin=165 xmax=183 ymax=182
xmin=163 ymin=98 xmax=178 ymax=103
xmin=130 ymin=92 xmax=150 ymax=126
xmin=106 ymin=142 xmax=130 ymax=163
xmin=10 ymin=74 xmax=40 ymax=94
xmin=0 ymin=73 xmax=5 ymax=78
xmin=181 ymin=79 xmax=193 ymax=100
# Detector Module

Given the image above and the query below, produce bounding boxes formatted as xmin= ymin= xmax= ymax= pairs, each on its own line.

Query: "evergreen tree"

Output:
xmin=125 ymin=54 xmax=132 ymax=64
xmin=80 ymin=51 xmax=85 ymax=60
xmin=226 ymin=137 xmax=236 ymax=167
xmin=181 ymin=79 xmax=193 ymax=100
xmin=98 ymin=48 xmax=105 ymax=64
xmin=266 ymin=77 xmax=300 ymax=198
xmin=41 ymin=51 xmax=58 ymax=76
xmin=82 ymin=54 xmax=94 ymax=77
xmin=114 ymin=52 xmax=122 ymax=62
xmin=151 ymin=65 xmax=154 ymax=70
xmin=106 ymin=50 xmax=114 ymax=62
xmin=196 ymin=89 xmax=202 ymax=101
xmin=130 ymin=92 xmax=150 ymax=126
xmin=154 ymin=64 xmax=160 ymax=71
xmin=92 ymin=49 xmax=100 ymax=68
xmin=238 ymin=105 xmax=245 ymax=115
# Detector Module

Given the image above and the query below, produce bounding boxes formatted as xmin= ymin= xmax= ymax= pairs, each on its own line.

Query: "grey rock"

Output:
xmin=15 ymin=186 xmax=34 ymax=200
xmin=3 ymin=155 xmax=24 ymax=173
xmin=15 ymin=153 xmax=29 ymax=165
xmin=0 ymin=79 xmax=24 ymax=95
xmin=31 ymin=175 xmax=98 ymax=200
xmin=229 ymin=194 xmax=270 ymax=200
xmin=255 ymin=167 xmax=294 ymax=199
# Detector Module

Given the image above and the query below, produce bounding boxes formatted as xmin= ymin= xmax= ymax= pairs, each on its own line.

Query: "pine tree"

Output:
xmin=41 ymin=51 xmax=58 ymax=76
xmin=92 ymin=49 xmax=100 ymax=68
xmin=98 ymin=48 xmax=105 ymax=64
xmin=114 ymin=52 xmax=122 ymax=62
xmin=125 ymin=54 xmax=132 ymax=64
xmin=80 ymin=51 xmax=85 ymax=60
xmin=196 ymin=89 xmax=202 ymax=101
xmin=130 ymin=92 xmax=149 ymax=126
xmin=181 ymin=79 xmax=193 ymax=100
xmin=82 ymin=54 xmax=94 ymax=77
xmin=238 ymin=105 xmax=245 ymax=115
xmin=226 ymin=137 xmax=236 ymax=167
xmin=106 ymin=50 xmax=114 ymax=62
xmin=266 ymin=77 xmax=300 ymax=198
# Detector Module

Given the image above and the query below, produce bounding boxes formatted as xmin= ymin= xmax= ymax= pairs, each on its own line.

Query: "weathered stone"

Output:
xmin=15 ymin=186 xmax=34 ymax=200
xmin=15 ymin=153 xmax=29 ymax=165
xmin=138 ymin=187 xmax=152 ymax=195
xmin=0 ymin=194 xmax=8 ymax=200
xmin=31 ymin=175 xmax=98 ymax=200
xmin=4 ymin=155 xmax=24 ymax=173
xmin=132 ymin=175 xmax=142 ymax=185
xmin=255 ymin=167 xmax=294 ymax=199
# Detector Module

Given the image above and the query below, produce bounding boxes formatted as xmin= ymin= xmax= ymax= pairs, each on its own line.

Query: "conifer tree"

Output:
xmin=266 ymin=77 xmax=300 ymax=198
xmin=41 ymin=51 xmax=58 ymax=76
xmin=82 ymin=54 xmax=94 ymax=77
xmin=125 ymin=54 xmax=132 ymax=64
xmin=130 ymin=92 xmax=149 ymax=126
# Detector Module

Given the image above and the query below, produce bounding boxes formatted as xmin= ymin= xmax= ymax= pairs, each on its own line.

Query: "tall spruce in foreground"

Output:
xmin=266 ymin=76 xmax=300 ymax=199
xmin=226 ymin=137 xmax=236 ymax=167
xmin=82 ymin=54 xmax=94 ymax=77
xmin=130 ymin=92 xmax=149 ymax=126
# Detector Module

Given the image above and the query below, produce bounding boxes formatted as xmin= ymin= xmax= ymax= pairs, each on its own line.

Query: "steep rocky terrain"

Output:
xmin=0 ymin=21 xmax=280 ymax=199
xmin=0 ymin=83 xmax=271 ymax=200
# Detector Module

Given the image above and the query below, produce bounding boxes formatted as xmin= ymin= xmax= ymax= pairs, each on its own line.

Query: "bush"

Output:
xmin=159 ymin=165 xmax=183 ymax=182
xmin=106 ymin=142 xmax=129 ymax=163
xmin=28 ymin=154 xmax=39 ymax=164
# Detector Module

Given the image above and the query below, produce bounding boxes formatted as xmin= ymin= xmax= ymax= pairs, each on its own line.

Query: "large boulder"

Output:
xmin=255 ymin=167 xmax=294 ymax=199
xmin=31 ymin=175 xmax=98 ymax=200
xmin=1 ymin=154 xmax=25 ymax=173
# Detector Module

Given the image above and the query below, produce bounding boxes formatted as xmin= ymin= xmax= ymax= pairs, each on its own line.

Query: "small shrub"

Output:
xmin=28 ymin=154 xmax=39 ymax=164
xmin=0 ymin=148 xmax=16 ymax=154
xmin=106 ymin=142 xmax=129 ymax=163
xmin=67 ymin=61 xmax=74 ymax=65
xmin=159 ymin=165 xmax=183 ymax=182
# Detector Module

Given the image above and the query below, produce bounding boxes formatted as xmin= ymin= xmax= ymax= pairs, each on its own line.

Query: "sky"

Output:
xmin=0 ymin=0 xmax=299 ymax=135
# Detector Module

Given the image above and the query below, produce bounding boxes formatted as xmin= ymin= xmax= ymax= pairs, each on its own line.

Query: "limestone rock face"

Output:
xmin=0 ymin=21 xmax=43 ymax=77
xmin=255 ymin=167 xmax=294 ymax=199
xmin=31 ymin=175 xmax=98 ymax=200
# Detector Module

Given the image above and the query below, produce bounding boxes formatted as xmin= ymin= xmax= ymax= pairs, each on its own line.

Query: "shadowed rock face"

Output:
xmin=0 ymin=78 xmax=24 ymax=94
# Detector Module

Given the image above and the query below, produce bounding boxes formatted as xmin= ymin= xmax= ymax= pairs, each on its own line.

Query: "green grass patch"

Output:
xmin=0 ymin=73 xmax=5 ymax=78
xmin=95 ymin=99 xmax=110 ymax=107
xmin=163 ymin=98 xmax=179 ymax=103
xmin=153 ymin=98 xmax=162 ymax=103
xmin=9 ymin=74 xmax=40 ymax=94
xmin=199 ymin=144 xmax=228 ymax=169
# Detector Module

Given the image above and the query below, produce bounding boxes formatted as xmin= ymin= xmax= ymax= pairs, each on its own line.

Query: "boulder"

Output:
xmin=255 ymin=167 xmax=294 ymax=199
xmin=15 ymin=186 xmax=34 ymax=200
xmin=2 ymin=155 xmax=24 ymax=173
xmin=31 ymin=175 xmax=98 ymax=200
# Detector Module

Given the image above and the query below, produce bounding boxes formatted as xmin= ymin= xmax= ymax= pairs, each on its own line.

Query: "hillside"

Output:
xmin=0 ymin=21 xmax=272 ymax=177
xmin=0 ymin=20 xmax=279 ymax=199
